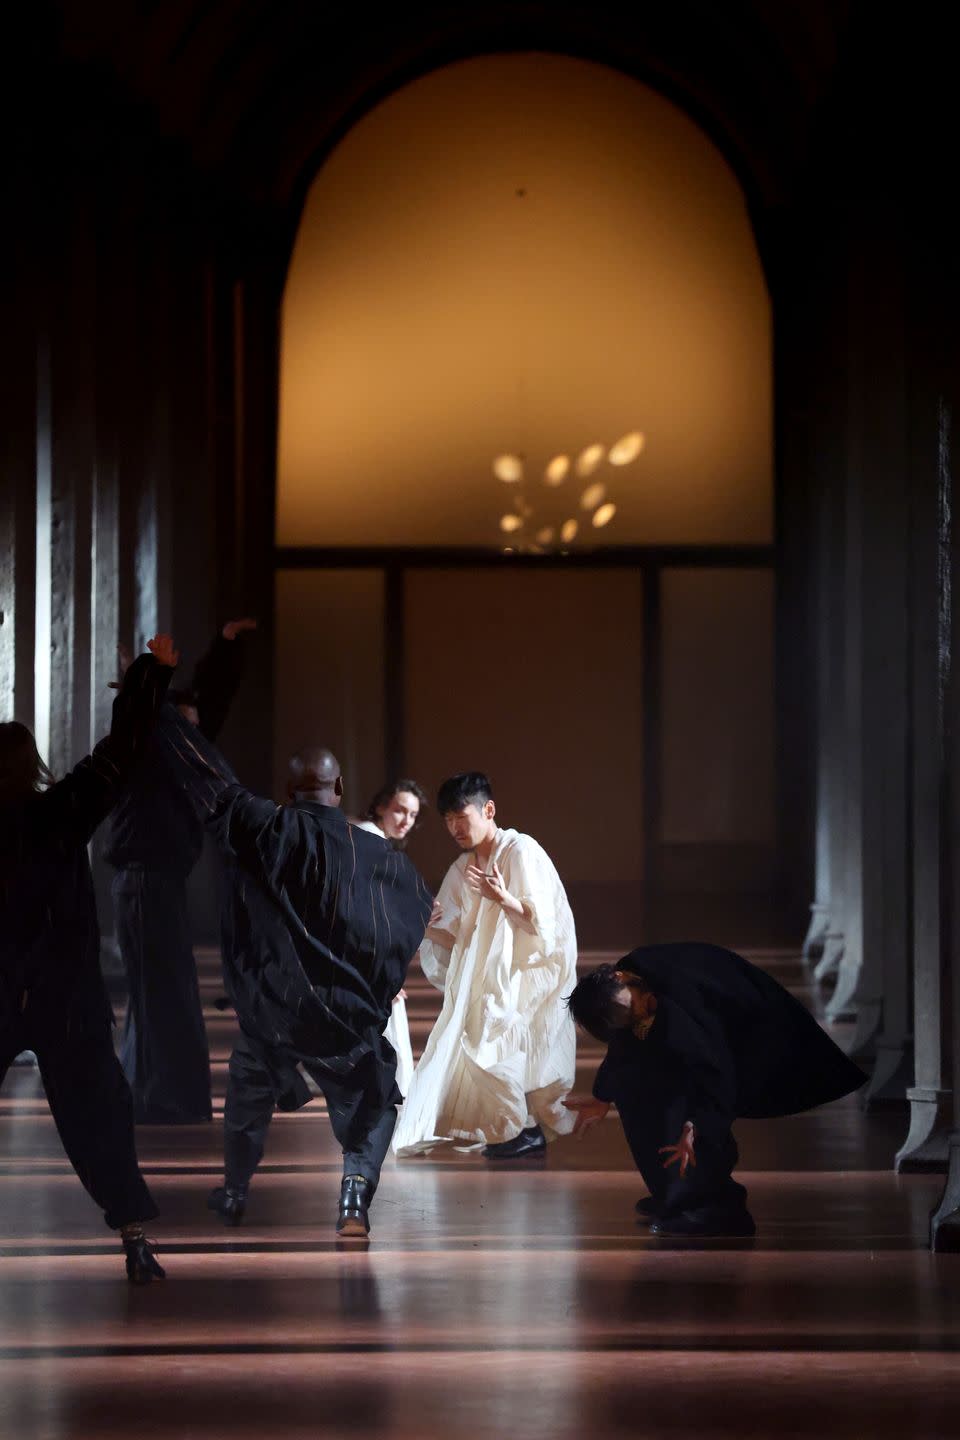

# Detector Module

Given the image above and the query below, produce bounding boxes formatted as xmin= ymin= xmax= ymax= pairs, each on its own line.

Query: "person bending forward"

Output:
xmin=564 ymin=944 xmax=868 ymax=1236
xmin=393 ymin=771 xmax=577 ymax=1160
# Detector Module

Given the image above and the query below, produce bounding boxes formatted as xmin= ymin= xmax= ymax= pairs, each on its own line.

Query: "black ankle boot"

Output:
xmin=122 ymin=1230 xmax=166 ymax=1284
xmin=337 ymin=1175 xmax=372 ymax=1236
xmin=207 ymin=1185 xmax=247 ymax=1226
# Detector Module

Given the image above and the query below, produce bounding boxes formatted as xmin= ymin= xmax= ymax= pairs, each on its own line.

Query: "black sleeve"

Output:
xmin=156 ymin=705 xmax=281 ymax=867
xmin=192 ymin=632 xmax=246 ymax=741
xmin=33 ymin=652 xmax=172 ymax=850
xmin=656 ymin=996 xmax=738 ymax=1137
xmin=592 ymin=1055 xmax=617 ymax=1103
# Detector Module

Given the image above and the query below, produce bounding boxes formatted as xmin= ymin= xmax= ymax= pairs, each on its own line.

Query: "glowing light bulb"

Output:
xmin=580 ymin=482 xmax=606 ymax=511
xmin=499 ymin=513 xmax=523 ymax=533
xmin=575 ymin=443 xmax=605 ymax=477
xmin=609 ymin=431 xmax=645 ymax=465
xmin=493 ymin=454 xmax=524 ymax=483
xmin=560 ymin=518 xmax=578 ymax=543
xmin=535 ymin=526 xmax=555 ymax=545
xmin=544 ymin=455 xmax=570 ymax=486
xmin=592 ymin=502 xmax=617 ymax=528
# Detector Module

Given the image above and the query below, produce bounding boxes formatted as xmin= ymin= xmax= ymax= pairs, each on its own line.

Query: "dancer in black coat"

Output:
xmin=0 ymin=637 xmax=177 ymax=1281
xmin=157 ymin=711 xmax=434 ymax=1236
xmin=106 ymin=619 xmax=255 ymax=1122
xmin=564 ymin=944 xmax=867 ymax=1236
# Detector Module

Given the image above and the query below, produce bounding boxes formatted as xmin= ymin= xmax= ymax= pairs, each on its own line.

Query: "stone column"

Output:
xmin=0 ymin=218 xmax=38 ymax=727
xmin=932 ymin=391 xmax=960 ymax=1248
xmin=824 ymin=209 xmax=913 ymax=1111
xmin=899 ymin=383 xmax=952 ymax=1170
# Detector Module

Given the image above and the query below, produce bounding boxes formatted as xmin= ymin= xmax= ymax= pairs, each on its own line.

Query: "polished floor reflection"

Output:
xmin=1 ymin=948 xmax=958 ymax=1438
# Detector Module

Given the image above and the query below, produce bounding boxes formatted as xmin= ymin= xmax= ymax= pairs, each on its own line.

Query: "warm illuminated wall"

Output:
xmin=277 ymin=53 xmax=772 ymax=547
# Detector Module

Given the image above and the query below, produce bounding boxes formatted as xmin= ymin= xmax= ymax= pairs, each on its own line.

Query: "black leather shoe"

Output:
xmin=337 ymin=1175 xmax=372 ymax=1236
xmin=483 ymin=1125 xmax=547 ymax=1159
xmin=207 ymin=1185 xmax=247 ymax=1226
xmin=635 ymin=1195 xmax=660 ymax=1219
xmin=649 ymin=1209 xmax=756 ymax=1238
xmin=123 ymin=1234 xmax=166 ymax=1284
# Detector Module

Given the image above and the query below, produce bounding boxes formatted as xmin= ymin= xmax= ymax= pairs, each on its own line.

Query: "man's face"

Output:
xmin=379 ymin=790 xmax=420 ymax=841
xmin=177 ymin=703 xmax=200 ymax=727
xmin=444 ymin=800 xmax=496 ymax=850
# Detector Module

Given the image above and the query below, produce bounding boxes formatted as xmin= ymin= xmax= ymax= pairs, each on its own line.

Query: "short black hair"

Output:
xmin=566 ymin=964 xmax=633 ymax=1043
xmin=436 ymin=771 xmax=494 ymax=817
xmin=366 ymin=779 xmax=428 ymax=829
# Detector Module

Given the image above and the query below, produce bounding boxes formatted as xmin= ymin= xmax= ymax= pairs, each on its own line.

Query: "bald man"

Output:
xmin=157 ymin=714 xmax=433 ymax=1236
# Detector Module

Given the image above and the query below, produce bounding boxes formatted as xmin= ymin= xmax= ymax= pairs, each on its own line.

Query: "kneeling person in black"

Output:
xmin=564 ymin=944 xmax=868 ymax=1237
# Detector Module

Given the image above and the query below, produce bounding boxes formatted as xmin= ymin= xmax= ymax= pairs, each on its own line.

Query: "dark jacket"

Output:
xmin=1 ymin=655 xmax=171 ymax=1035
xmin=593 ymin=943 xmax=867 ymax=1124
xmin=105 ymin=632 xmax=244 ymax=874
xmin=157 ymin=709 xmax=434 ymax=1113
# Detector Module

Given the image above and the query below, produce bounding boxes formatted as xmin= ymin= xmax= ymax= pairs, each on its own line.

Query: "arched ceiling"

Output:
xmin=276 ymin=53 xmax=772 ymax=548
xmin=51 ymin=1 xmax=855 ymax=226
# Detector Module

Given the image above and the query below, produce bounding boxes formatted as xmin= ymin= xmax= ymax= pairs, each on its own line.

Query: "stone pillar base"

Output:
xmin=801 ymin=903 xmax=831 ymax=963
xmin=896 ymin=1087 xmax=952 ymax=1172
xmin=931 ymin=1136 xmax=960 ymax=1252
xmin=862 ymin=1037 xmax=913 ymax=1108
xmin=815 ymin=931 xmax=845 ymax=985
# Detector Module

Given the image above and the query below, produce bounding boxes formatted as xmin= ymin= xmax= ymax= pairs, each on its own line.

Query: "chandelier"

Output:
xmin=492 ymin=430 xmax=645 ymax=552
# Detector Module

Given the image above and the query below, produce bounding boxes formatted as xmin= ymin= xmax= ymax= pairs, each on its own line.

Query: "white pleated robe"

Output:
xmin=392 ymin=827 xmax=577 ymax=1153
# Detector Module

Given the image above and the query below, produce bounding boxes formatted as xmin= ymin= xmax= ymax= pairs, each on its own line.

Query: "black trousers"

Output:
xmin=0 ymin=985 xmax=158 ymax=1230
xmin=612 ymin=1071 xmax=750 ymax=1222
xmin=113 ymin=867 xmax=212 ymax=1123
xmin=223 ymin=1032 xmax=397 ymax=1195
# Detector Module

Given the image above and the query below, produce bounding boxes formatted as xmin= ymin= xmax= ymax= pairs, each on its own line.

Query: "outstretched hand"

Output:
xmin=659 ymin=1121 xmax=696 ymax=1176
xmin=562 ymin=1095 xmax=611 ymax=1137
xmin=146 ymin=633 xmax=180 ymax=669
xmin=222 ymin=617 xmax=258 ymax=641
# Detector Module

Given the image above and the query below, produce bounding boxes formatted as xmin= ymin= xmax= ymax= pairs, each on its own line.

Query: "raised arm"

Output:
xmin=191 ymin=618 xmax=257 ymax=741
xmin=157 ymin=704 xmax=280 ymax=867
xmin=34 ymin=636 xmax=176 ymax=849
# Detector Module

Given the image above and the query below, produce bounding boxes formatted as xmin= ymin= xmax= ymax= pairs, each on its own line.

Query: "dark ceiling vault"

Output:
xmin=38 ymin=1 xmax=856 ymax=236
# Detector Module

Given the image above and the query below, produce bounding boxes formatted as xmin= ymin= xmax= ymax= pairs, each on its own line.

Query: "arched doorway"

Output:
xmin=274 ymin=53 xmax=774 ymax=945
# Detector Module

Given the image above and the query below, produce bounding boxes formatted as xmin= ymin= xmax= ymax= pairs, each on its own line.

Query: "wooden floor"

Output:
xmin=1 ymin=947 xmax=958 ymax=1439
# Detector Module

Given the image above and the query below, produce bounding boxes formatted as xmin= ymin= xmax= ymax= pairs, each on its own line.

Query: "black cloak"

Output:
xmin=592 ymin=942 xmax=867 ymax=1122
xmin=157 ymin=709 xmax=434 ymax=1114
xmin=105 ymin=632 xmax=245 ymax=874
xmin=1 ymin=655 xmax=172 ymax=1037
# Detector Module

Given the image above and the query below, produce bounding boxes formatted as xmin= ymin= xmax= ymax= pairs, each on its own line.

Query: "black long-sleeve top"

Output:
xmin=156 ymin=708 xmax=434 ymax=1110
xmin=105 ymin=632 xmax=244 ymax=873
xmin=591 ymin=943 xmax=867 ymax=1132
xmin=0 ymin=654 xmax=172 ymax=1033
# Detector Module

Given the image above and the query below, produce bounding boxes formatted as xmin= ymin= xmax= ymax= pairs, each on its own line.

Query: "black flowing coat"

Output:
xmin=592 ymin=943 xmax=867 ymax=1127
xmin=157 ymin=710 xmax=434 ymax=1115
xmin=105 ymin=633 xmax=245 ymax=875
xmin=0 ymin=656 xmax=172 ymax=1040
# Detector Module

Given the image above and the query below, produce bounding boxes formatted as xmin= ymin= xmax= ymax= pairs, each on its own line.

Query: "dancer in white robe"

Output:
xmin=393 ymin=772 xmax=577 ymax=1158
xmin=354 ymin=779 xmax=427 ymax=1097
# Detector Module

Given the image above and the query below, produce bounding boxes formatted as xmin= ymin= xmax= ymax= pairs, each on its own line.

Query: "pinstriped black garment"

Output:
xmin=157 ymin=708 xmax=434 ymax=1118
